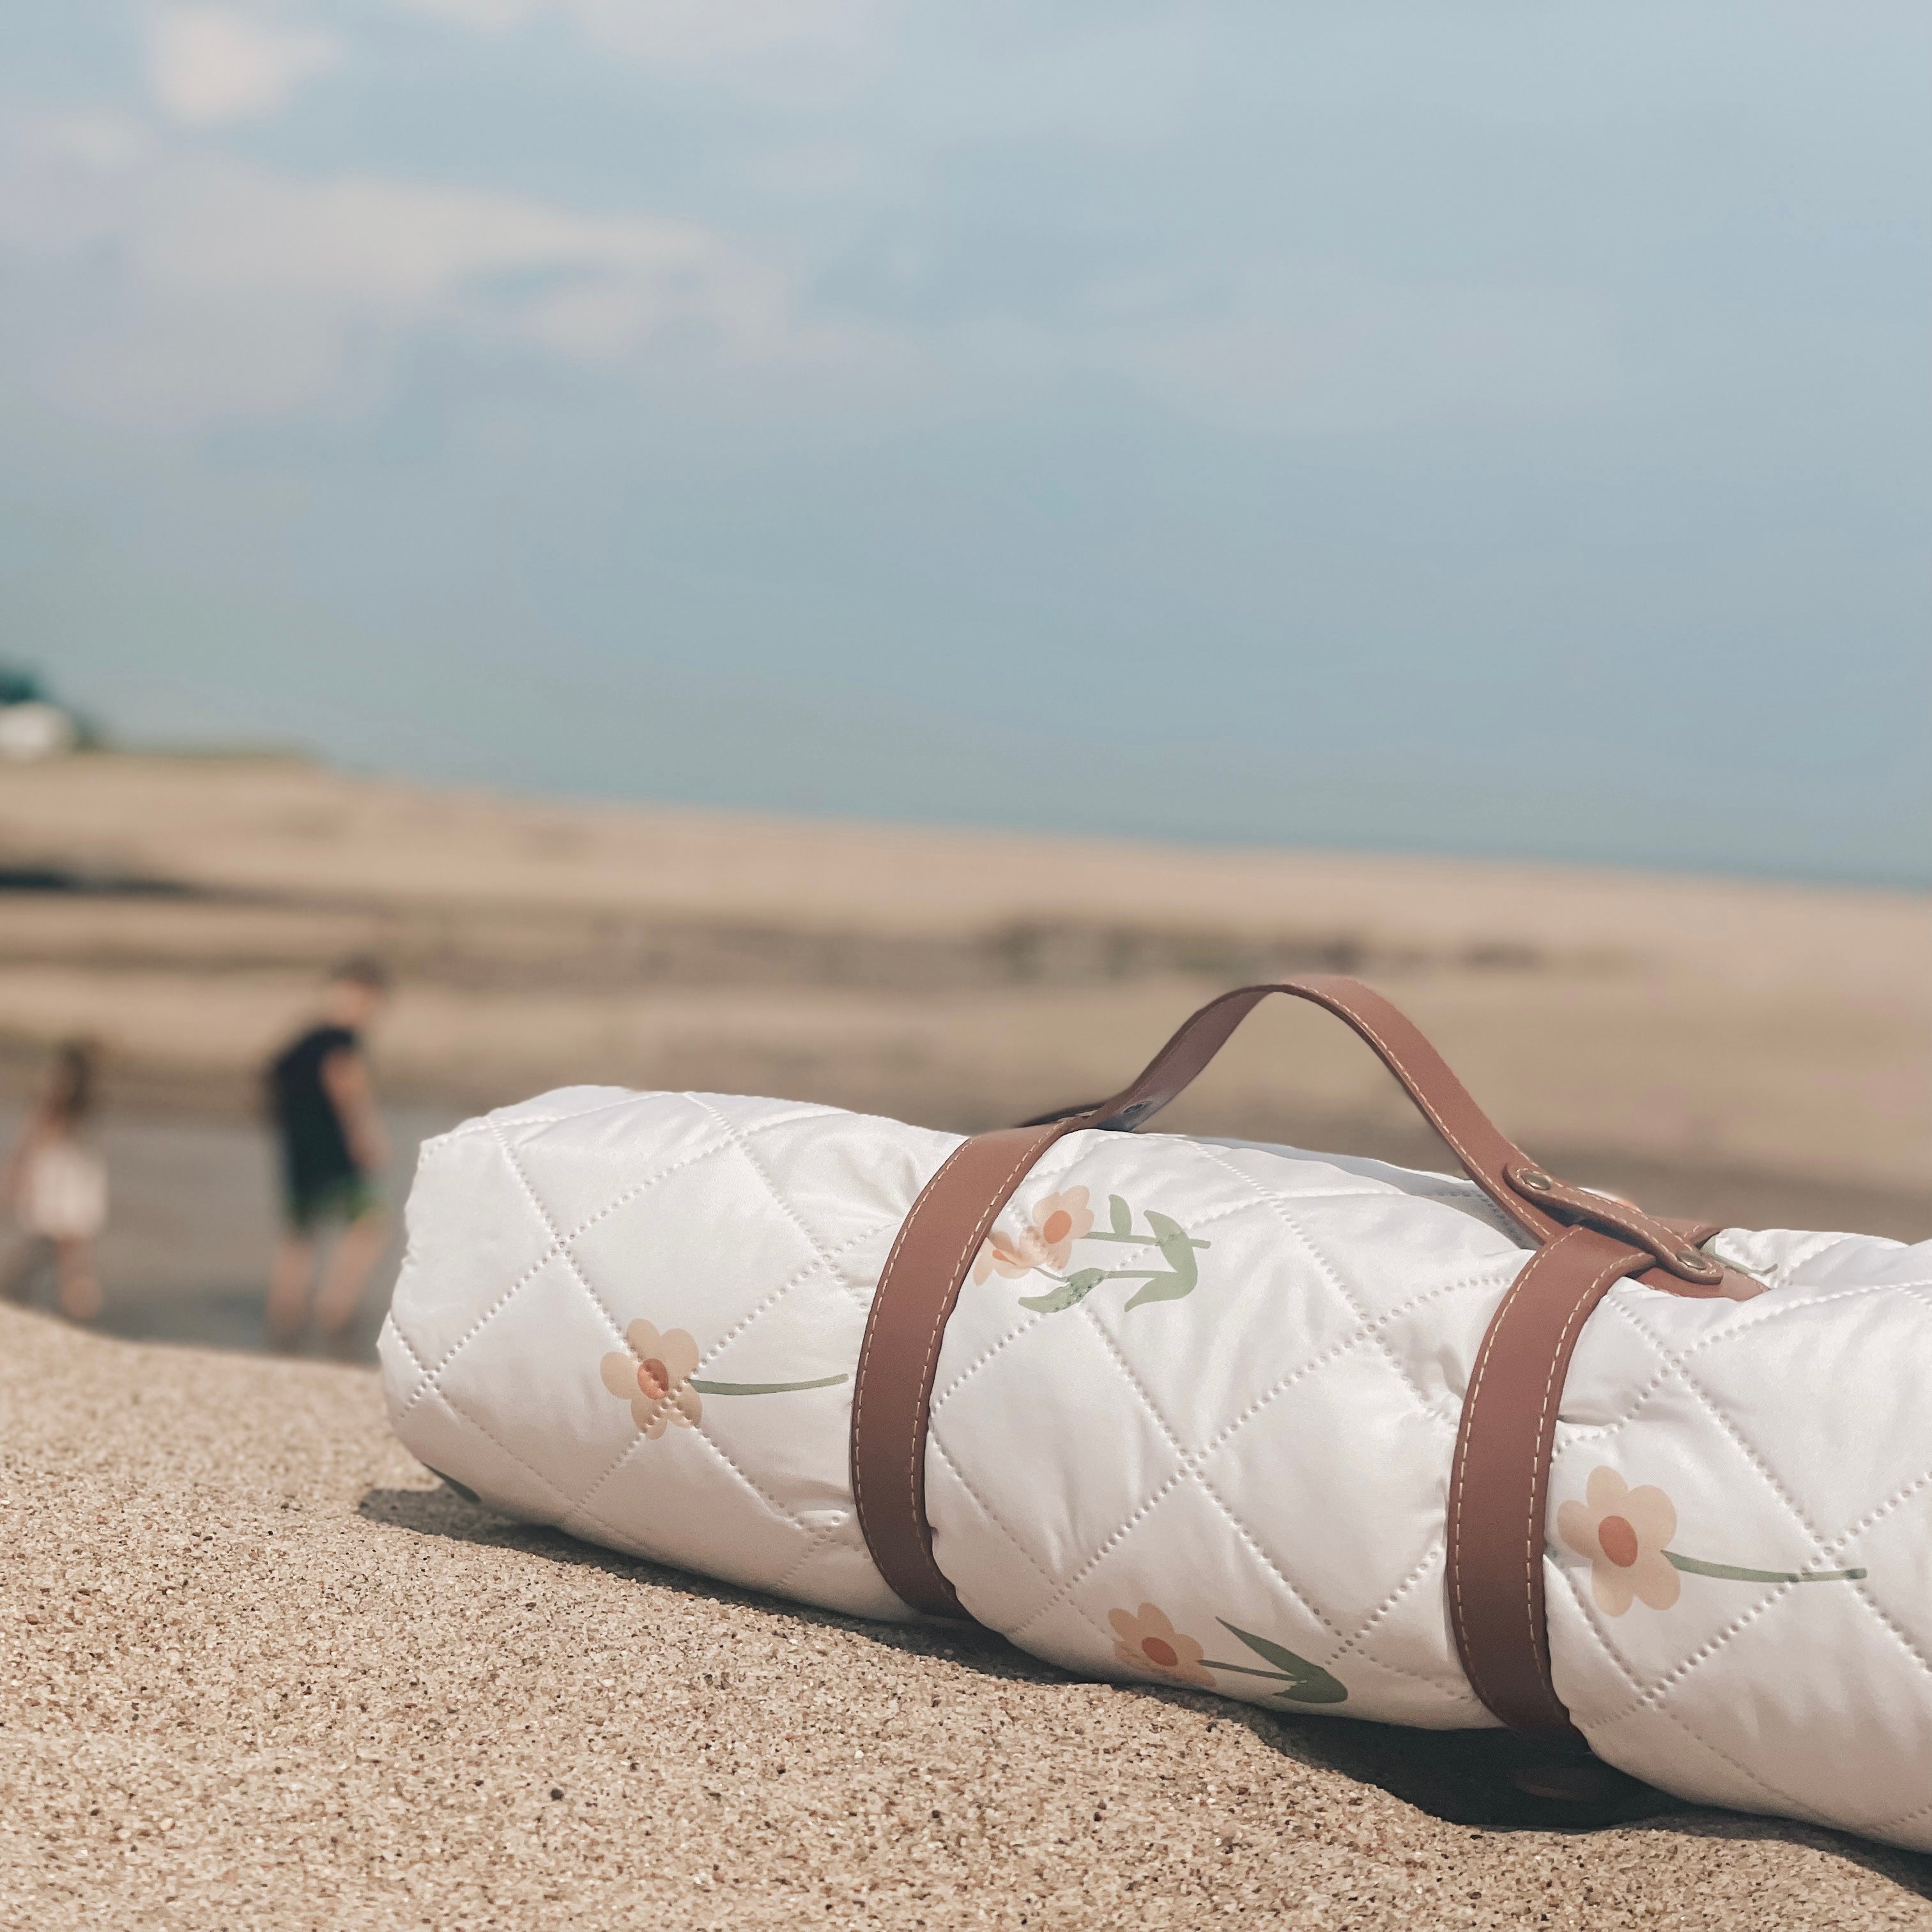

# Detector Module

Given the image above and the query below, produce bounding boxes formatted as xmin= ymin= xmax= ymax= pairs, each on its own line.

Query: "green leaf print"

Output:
xmin=1201 ymin=1620 xmax=1349 ymax=1705
xmin=1122 ymin=1211 xmax=1207 ymax=1310
xmin=1011 ymin=1195 xmax=1212 ymax=1316
xmin=1019 ymin=1268 xmax=1109 ymax=1314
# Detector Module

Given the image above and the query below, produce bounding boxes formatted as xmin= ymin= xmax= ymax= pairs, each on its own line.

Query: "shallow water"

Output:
xmin=0 ymin=1102 xmax=463 ymax=1363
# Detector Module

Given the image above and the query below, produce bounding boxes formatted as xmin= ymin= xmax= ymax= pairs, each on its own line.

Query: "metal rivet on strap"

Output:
xmin=1516 ymin=1168 xmax=1553 ymax=1192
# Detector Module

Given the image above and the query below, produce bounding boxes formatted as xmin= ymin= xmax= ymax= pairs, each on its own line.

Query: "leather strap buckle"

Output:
xmin=1506 ymin=1165 xmax=1724 ymax=1285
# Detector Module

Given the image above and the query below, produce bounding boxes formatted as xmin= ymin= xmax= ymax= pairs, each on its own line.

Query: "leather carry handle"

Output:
xmin=1023 ymin=978 xmax=1724 ymax=1284
xmin=851 ymin=974 xmax=1734 ymax=1735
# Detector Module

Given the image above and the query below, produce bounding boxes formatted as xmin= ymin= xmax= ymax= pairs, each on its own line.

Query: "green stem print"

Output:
xmin=1665 ymin=1552 xmax=1866 ymax=1584
xmin=1557 ymin=1468 xmax=1871 ymax=1619
xmin=1199 ymin=1620 xmax=1349 ymax=1706
xmin=1018 ymin=1193 xmax=1211 ymax=1315
xmin=687 ymin=1374 xmax=849 ymax=1396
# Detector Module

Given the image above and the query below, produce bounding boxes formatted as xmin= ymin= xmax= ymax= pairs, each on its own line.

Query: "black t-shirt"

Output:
xmin=267 ymin=1025 xmax=361 ymax=1188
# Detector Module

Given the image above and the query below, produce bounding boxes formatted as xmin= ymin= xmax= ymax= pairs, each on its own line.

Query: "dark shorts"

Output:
xmin=285 ymin=1173 xmax=379 ymax=1232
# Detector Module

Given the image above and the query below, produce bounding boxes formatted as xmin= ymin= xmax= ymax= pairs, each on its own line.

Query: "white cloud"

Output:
xmin=0 ymin=114 xmax=874 ymax=424
xmin=147 ymin=5 xmax=342 ymax=126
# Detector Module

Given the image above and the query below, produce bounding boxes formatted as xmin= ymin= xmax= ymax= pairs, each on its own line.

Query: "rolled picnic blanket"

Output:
xmin=379 ymin=977 xmax=1932 ymax=1851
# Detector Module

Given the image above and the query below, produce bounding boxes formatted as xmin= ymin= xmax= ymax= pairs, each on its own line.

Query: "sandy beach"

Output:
xmin=3 ymin=758 xmax=1929 ymax=1923
xmin=5 ymin=1303 xmax=1930 ymax=1929
xmin=3 ymin=755 xmax=1928 ymax=1272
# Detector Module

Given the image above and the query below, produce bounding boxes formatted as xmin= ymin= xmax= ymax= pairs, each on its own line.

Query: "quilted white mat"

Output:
xmin=379 ymin=1085 xmax=1932 ymax=1851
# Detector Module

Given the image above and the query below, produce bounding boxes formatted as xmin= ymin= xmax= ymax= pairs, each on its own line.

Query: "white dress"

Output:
xmin=19 ymin=1137 xmax=108 ymax=1240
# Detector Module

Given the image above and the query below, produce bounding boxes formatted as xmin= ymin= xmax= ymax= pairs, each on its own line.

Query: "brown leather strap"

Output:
xmin=850 ymin=975 xmax=1733 ymax=1734
xmin=852 ymin=1122 xmax=1084 ymax=1616
xmin=1444 ymin=1225 xmax=1652 ymax=1735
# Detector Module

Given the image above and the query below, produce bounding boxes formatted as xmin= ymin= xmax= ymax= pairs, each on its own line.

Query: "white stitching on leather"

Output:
xmin=897 ymin=1130 xmax=1066 ymax=1602
xmin=1521 ymin=1243 xmax=1637 ymax=1699
xmin=1292 ymin=987 xmax=1550 ymax=1243
xmin=1446 ymin=1241 xmax=1542 ymax=1719
xmin=850 ymin=1137 xmax=977 ymax=1583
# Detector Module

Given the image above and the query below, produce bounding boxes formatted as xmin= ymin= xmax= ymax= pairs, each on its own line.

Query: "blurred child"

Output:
xmin=264 ymin=957 xmax=393 ymax=1351
xmin=1 ymin=1038 xmax=107 ymax=1321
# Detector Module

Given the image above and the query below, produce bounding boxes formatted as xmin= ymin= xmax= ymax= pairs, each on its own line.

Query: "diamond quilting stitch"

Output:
xmin=1549 ymin=1289 xmax=1932 ymax=1804
xmin=951 ymin=1254 xmax=1485 ymax=1670
xmin=684 ymin=1095 xmax=914 ymax=1311
xmin=393 ymin=1107 xmax=745 ymax=1413
xmin=1195 ymin=1346 xmax=1459 ymax=1635
xmin=931 ymin=1294 xmax=1190 ymax=1615
xmin=995 ymin=1308 xmax=1360 ymax=1660
xmin=500 ymin=1092 xmax=740 ymax=1235
xmin=1611 ymin=1282 xmax=1932 ymax=1544
xmin=1190 ymin=1142 xmax=1503 ymax=1418
xmin=406 ymin=1098 xmax=896 ymax=1556
xmin=558 ymin=1223 xmax=885 ymax=1540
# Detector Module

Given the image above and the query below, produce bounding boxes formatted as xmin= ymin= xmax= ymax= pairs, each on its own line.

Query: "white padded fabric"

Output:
xmin=380 ymin=1086 xmax=1932 ymax=1851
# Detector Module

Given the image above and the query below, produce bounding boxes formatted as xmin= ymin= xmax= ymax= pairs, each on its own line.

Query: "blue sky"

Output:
xmin=0 ymin=3 xmax=1926 ymax=881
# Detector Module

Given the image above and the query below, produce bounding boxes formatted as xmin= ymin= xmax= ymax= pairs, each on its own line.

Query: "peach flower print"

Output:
xmin=1558 ymin=1466 xmax=1680 ymax=1616
xmin=1108 ymin=1603 xmax=1216 ymax=1689
xmin=599 ymin=1319 xmax=703 ymax=1438
xmin=1557 ymin=1466 xmax=1869 ymax=1611
xmin=972 ymin=1186 xmax=1095 ymax=1284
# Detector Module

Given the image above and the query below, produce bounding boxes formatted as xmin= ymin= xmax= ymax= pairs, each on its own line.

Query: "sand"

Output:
xmin=1 ymin=754 xmax=1928 ymax=1245
xmin=5 ymin=1305 xmax=1930 ymax=1931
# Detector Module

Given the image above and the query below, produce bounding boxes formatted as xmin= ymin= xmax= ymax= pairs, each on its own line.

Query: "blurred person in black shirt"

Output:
xmin=264 ymin=957 xmax=392 ymax=1351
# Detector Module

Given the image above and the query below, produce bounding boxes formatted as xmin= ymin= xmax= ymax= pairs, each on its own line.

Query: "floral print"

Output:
xmin=599 ymin=1318 xmax=850 ymax=1441
xmin=1109 ymin=1603 xmax=1216 ymax=1689
xmin=1558 ymin=1466 xmax=1681 ymax=1616
xmin=1557 ymin=1464 xmax=1867 ymax=1616
xmin=973 ymin=1188 xmax=1213 ymax=1314
xmin=1107 ymin=1605 xmax=1350 ymax=1705
xmin=600 ymin=1319 xmax=703 ymax=1438
xmin=972 ymin=1188 xmax=1095 ymax=1283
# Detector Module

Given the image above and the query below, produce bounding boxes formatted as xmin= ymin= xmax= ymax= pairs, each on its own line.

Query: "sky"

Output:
xmin=0 ymin=3 xmax=1926 ymax=884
